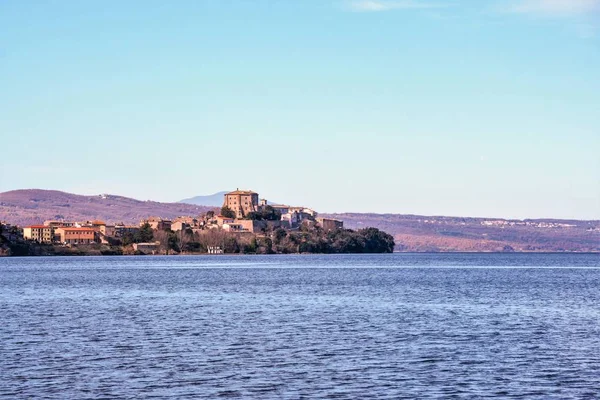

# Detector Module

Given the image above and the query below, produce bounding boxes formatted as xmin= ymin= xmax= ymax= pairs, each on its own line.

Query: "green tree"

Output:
xmin=223 ymin=236 xmax=240 ymax=253
xmin=357 ymin=227 xmax=395 ymax=253
xmin=121 ymin=232 xmax=135 ymax=246
xmin=242 ymin=237 xmax=258 ymax=254
xmin=273 ymin=228 xmax=287 ymax=244
xmin=329 ymin=229 xmax=365 ymax=253
xmin=246 ymin=206 xmax=281 ymax=221
xmin=221 ymin=206 xmax=236 ymax=219
xmin=183 ymin=242 xmax=204 ymax=252
xmin=135 ymin=222 xmax=154 ymax=243
xmin=258 ymin=237 xmax=274 ymax=254
xmin=167 ymin=231 xmax=180 ymax=253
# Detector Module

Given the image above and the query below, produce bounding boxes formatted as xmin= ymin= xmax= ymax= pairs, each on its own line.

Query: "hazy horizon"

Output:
xmin=1 ymin=0 xmax=598 ymax=220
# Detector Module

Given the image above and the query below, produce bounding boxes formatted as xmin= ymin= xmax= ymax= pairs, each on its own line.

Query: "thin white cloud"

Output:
xmin=504 ymin=0 xmax=600 ymax=38
xmin=347 ymin=0 xmax=445 ymax=12
xmin=509 ymin=0 xmax=600 ymax=17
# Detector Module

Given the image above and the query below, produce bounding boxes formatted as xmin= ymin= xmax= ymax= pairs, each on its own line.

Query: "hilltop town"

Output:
xmin=2 ymin=188 xmax=598 ymax=254
xmin=1 ymin=189 xmax=394 ymax=256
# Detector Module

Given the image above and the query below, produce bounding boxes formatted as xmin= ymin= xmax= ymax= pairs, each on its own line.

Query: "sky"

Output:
xmin=0 ymin=0 xmax=599 ymax=220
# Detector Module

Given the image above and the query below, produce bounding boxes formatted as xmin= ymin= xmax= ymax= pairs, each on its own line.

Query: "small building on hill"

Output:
xmin=113 ymin=225 xmax=140 ymax=237
xmin=171 ymin=221 xmax=190 ymax=231
xmin=223 ymin=219 xmax=257 ymax=233
xmin=215 ymin=215 xmax=235 ymax=227
xmin=55 ymin=227 xmax=96 ymax=244
xmin=141 ymin=217 xmax=172 ymax=231
xmin=23 ymin=225 xmax=55 ymax=243
xmin=317 ymin=218 xmax=344 ymax=231
xmin=133 ymin=242 xmax=160 ymax=254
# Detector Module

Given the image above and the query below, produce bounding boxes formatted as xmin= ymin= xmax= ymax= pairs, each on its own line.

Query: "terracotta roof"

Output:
xmin=225 ymin=190 xmax=257 ymax=195
xmin=56 ymin=227 xmax=95 ymax=231
xmin=91 ymin=220 xmax=106 ymax=225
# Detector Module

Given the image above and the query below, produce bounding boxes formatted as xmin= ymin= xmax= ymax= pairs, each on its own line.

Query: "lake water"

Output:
xmin=1 ymin=253 xmax=599 ymax=399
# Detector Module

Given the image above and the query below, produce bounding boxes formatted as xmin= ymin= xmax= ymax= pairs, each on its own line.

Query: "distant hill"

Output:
xmin=0 ymin=189 xmax=215 ymax=226
xmin=321 ymin=213 xmax=600 ymax=253
xmin=179 ymin=191 xmax=227 ymax=207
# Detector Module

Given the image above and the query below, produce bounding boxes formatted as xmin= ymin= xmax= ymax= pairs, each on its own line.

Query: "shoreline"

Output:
xmin=2 ymin=250 xmax=599 ymax=258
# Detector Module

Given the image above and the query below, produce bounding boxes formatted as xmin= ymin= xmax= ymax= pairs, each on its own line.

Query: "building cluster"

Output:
xmin=0 ymin=222 xmax=20 ymax=243
xmin=480 ymin=220 xmax=576 ymax=228
xmin=18 ymin=189 xmax=343 ymax=245
xmin=216 ymin=189 xmax=342 ymax=233
xmin=138 ymin=190 xmax=343 ymax=235
xmin=23 ymin=220 xmax=140 ymax=245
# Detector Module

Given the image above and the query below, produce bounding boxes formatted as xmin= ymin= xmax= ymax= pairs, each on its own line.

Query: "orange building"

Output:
xmin=55 ymin=227 xmax=96 ymax=244
xmin=141 ymin=217 xmax=172 ymax=231
xmin=43 ymin=220 xmax=75 ymax=228
xmin=23 ymin=225 xmax=55 ymax=243
xmin=223 ymin=189 xmax=259 ymax=219
xmin=90 ymin=220 xmax=106 ymax=230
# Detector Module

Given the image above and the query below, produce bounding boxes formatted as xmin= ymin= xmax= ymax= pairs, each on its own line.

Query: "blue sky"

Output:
xmin=1 ymin=0 xmax=599 ymax=219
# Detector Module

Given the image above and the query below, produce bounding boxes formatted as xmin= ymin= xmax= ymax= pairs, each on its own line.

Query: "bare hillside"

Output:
xmin=0 ymin=189 xmax=215 ymax=226
xmin=323 ymin=213 xmax=600 ymax=252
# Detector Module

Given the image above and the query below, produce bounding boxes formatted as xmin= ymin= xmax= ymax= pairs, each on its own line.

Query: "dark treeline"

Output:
xmin=270 ymin=226 xmax=395 ymax=254
xmin=166 ymin=225 xmax=396 ymax=255
xmin=1 ymin=222 xmax=396 ymax=256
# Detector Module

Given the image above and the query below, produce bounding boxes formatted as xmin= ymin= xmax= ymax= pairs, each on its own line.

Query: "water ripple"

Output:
xmin=1 ymin=254 xmax=599 ymax=398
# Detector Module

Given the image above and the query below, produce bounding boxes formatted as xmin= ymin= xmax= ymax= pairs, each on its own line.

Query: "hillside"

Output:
xmin=0 ymin=189 xmax=215 ymax=226
xmin=322 ymin=213 xmax=600 ymax=253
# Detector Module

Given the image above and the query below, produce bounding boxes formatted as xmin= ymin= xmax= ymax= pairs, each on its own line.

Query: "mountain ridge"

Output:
xmin=179 ymin=191 xmax=228 ymax=207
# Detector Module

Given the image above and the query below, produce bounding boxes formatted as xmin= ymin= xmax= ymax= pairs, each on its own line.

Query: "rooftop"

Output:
xmin=225 ymin=189 xmax=258 ymax=195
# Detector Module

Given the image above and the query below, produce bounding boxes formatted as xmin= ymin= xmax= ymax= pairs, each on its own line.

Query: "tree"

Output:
xmin=257 ymin=237 xmax=274 ymax=254
xmin=178 ymin=227 xmax=195 ymax=253
xmin=121 ymin=232 xmax=135 ymax=246
xmin=183 ymin=241 xmax=204 ymax=252
xmin=246 ymin=206 xmax=281 ymax=221
xmin=167 ymin=231 xmax=180 ymax=253
xmin=135 ymin=222 xmax=154 ymax=243
xmin=221 ymin=206 xmax=236 ymax=219
xmin=328 ymin=229 xmax=365 ymax=253
xmin=273 ymin=228 xmax=287 ymax=244
xmin=357 ymin=227 xmax=395 ymax=253
xmin=242 ymin=237 xmax=258 ymax=254
xmin=223 ymin=236 xmax=240 ymax=253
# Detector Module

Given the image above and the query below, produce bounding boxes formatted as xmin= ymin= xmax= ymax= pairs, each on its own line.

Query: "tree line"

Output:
xmin=128 ymin=224 xmax=396 ymax=254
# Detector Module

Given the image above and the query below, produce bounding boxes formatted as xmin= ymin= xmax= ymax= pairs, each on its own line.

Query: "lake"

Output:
xmin=1 ymin=253 xmax=599 ymax=398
